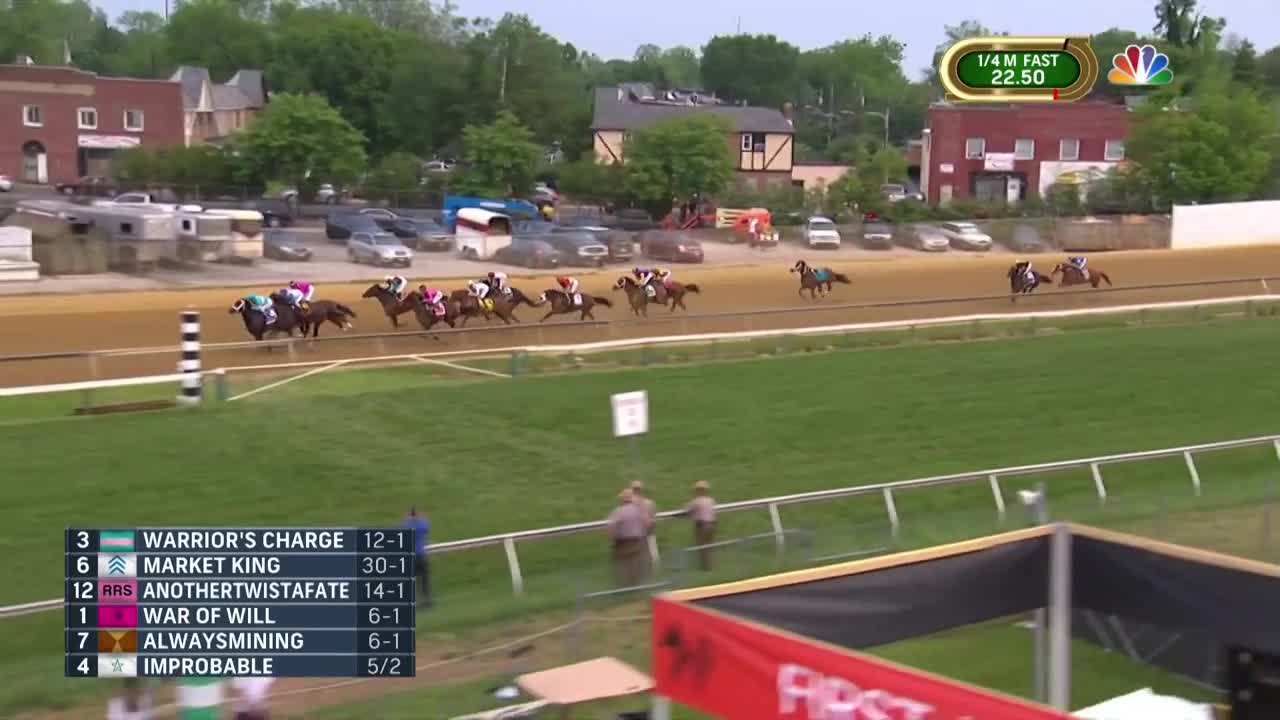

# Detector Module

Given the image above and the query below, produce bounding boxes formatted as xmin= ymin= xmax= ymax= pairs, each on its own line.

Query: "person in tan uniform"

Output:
xmin=686 ymin=481 xmax=717 ymax=571
xmin=607 ymin=488 xmax=651 ymax=587
xmin=629 ymin=480 xmax=658 ymax=579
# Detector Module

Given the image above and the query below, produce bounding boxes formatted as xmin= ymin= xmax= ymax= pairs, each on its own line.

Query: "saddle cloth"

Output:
xmin=572 ymin=293 xmax=582 ymax=306
xmin=813 ymin=269 xmax=830 ymax=283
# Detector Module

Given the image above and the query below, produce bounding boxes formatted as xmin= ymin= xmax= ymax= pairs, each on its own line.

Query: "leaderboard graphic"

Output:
xmin=66 ymin=528 xmax=416 ymax=678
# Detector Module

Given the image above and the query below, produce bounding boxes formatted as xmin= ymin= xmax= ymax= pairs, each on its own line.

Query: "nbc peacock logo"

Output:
xmin=1107 ymin=44 xmax=1173 ymax=86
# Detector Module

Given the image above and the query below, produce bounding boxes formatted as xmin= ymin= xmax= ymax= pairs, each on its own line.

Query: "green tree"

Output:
xmin=623 ymin=114 xmax=734 ymax=214
xmin=233 ymin=92 xmax=369 ymax=190
xmin=1231 ymin=40 xmax=1261 ymax=87
xmin=1127 ymin=87 xmax=1276 ymax=205
xmin=1260 ymin=45 xmax=1280 ymax=94
xmin=556 ymin=157 xmax=626 ymax=204
xmin=451 ymin=110 xmax=542 ymax=197
xmin=857 ymin=146 xmax=908 ymax=186
xmin=700 ymin=34 xmax=800 ymax=107
xmin=165 ymin=0 xmax=271 ymax=80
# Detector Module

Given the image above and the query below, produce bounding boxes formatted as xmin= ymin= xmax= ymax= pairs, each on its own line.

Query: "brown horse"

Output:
xmin=450 ymin=289 xmax=522 ymax=327
xmin=1051 ymin=263 xmax=1113 ymax=289
xmin=537 ymin=288 xmax=611 ymax=321
xmin=614 ymin=276 xmax=650 ymax=317
xmin=1007 ymin=264 xmax=1053 ymax=302
xmin=790 ymin=260 xmax=850 ymax=300
xmin=362 ymin=284 xmax=417 ymax=328
xmin=230 ymin=297 xmax=301 ymax=341
xmin=660 ymin=280 xmax=701 ymax=312
xmin=411 ymin=294 xmax=460 ymax=334
xmin=296 ymin=300 xmax=357 ymax=338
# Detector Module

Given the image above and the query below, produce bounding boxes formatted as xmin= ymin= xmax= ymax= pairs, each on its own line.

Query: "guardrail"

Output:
xmin=3 ymin=432 xmax=1278 ymax=619
xmin=4 ymin=293 xmax=1277 ymax=400
xmin=0 ymin=275 xmax=1273 ymax=365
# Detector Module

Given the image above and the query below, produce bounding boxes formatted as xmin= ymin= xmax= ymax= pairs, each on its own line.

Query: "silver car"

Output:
xmin=904 ymin=224 xmax=951 ymax=252
xmin=347 ymin=231 xmax=413 ymax=268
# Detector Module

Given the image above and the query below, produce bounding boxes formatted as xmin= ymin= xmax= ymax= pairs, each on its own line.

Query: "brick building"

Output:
xmin=0 ymin=64 xmax=184 ymax=184
xmin=921 ymin=100 xmax=1132 ymax=206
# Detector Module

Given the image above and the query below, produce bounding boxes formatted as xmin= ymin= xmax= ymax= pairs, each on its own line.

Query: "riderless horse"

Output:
xmin=790 ymin=260 xmax=850 ymax=300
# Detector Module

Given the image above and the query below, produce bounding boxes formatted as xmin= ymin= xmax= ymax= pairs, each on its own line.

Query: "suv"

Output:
xmin=325 ymin=211 xmax=382 ymax=243
xmin=347 ymin=231 xmax=413 ymax=267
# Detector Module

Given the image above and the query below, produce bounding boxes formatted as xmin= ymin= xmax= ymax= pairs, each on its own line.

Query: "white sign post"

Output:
xmin=610 ymin=390 xmax=649 ymax=437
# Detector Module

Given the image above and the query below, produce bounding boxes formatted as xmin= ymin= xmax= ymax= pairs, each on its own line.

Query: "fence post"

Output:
xmin=503 ymin=537 xmax=524 ymax=596
xmin=213 ymin=369 xmax=228 ymax=402
xmin=882 ymin=487 xmax=900 ymax=539
xmin=1090 ymin=463 xmax=1108 ymax=504
xmin=1183 ymin=451 xmax=1203 ymax=496
xmin=768 ymin=502 xmax=785 ymax=555
xmin=989 ymin=474 xmax=1006 ymax=522
xmin=177 ymin=310 xmax=202 ymax=406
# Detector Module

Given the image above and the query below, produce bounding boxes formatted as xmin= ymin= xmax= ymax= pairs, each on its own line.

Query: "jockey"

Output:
xmin=1068 ymin=256 xmax=1089 ymax=277
xmin=1015 ymin=260 xmax=1035 ymax=286
xmin=419 ymin=286 xmax=447 ymax=315
xmin=487 ymin=270 xmax=510 ymax=296
xmin=279 ymin=285 xmax=306 ymax=312
xmin=654 ymin=267 xmax=672 ymax=285
xmin=384 ymin=274 xmax=408 ymax=300
xmin=468 ymin=279 xmax=491 ymax=301
xmin=288 ymin=280 xmax=315 ymax=304
xmin=244 ymin=294 xmax=276 ymax=323
xmin=633 ymin=266 xmax=656 ymax=288
xmin=557 ymin=275 xmax=580 ymax=304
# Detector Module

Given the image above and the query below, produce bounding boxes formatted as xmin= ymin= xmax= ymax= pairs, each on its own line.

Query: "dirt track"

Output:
xmin=4 ymin=246 xmax=1280 ymax=386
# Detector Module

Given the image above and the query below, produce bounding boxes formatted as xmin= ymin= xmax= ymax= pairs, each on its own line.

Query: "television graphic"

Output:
xmin=1108 ymin=44 xmax=1173 ymax=85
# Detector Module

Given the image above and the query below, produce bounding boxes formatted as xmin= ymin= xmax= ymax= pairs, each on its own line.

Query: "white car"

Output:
xmin=906 ymin=224 xmax=951 ymax=252
xmin=938 ymin=222 xmax=993 ymax=251
xmin=0 ymin=174 xmax=12 ymax=192
xmin=801 ymin=216 xmax=842 ymax=249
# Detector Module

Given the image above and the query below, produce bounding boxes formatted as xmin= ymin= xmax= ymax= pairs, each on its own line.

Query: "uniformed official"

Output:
xmin=686 ymin=481 xmax=717 ymax=571
xmin=629 ymin=480 xmax=658 ymax=530
xmin=607 ymin=488 xmax=651 ymax=587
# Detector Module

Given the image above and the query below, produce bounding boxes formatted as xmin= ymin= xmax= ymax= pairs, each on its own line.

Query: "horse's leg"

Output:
xmin=540 ymin=310 xmax=554 ymax=322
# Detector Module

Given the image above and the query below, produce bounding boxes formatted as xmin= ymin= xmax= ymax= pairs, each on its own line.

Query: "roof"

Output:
xmin=591 ymin=86 xmax=793 ymax=134
xmin=169 ymin=65 xmax=265 ymax=112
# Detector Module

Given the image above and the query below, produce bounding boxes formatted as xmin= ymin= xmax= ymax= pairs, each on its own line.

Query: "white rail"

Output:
xmin=0 ymin=369 xmax=226 ymax=398
xmin=4 ymin=433 xmax=1278 ymax=619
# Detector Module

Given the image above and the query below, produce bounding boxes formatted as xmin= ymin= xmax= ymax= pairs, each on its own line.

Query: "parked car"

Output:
xmin=610 ymin=208 xmax=657 ymax=233
xmin=938 ymin=222 xmax=993 ymax=251
xmin=263 ymin=229 xmax=312 ymax=261
xmin=802 ymin=216 xmax=842 ymax=249
xmin=542 ymin=231 xmax=609 ymax=267
xmin=423 ymin=160 xmax=454 ymax=173
xmin=0 ymin=174 xmax=11 ymax=192
xmin=347 ymin=231 xmax=413 ymax=267
xmin=244 ymin=198 xmax=294 ymax=228
xmin=558 ymin=216 xmax=633 ymax=262
xmin=493 ymin=238 xmax=563 ymax=269
xmin=325 ymin=211 xmax=382 ymax=242
xmin=860 ymin=218 xmax=895 ymax=249
xmin=639 ymin=230 xmax=704 ymax=263
xmin=1009 ymin=224 xmax=1048 ymax=253
xmin=902 ymin=224 xmax=950 ymax=252
xmin=316 ymin=183 xmax=338 ymax=204
xmin=56 ymin=176 xmax=115 ymax=197
xmin=401 ymin=215 xmax=452 ymax=251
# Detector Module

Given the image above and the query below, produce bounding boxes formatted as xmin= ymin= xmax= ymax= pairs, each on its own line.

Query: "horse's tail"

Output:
xmin=683 ymin=283 xmax=701 ymax=294
xmin=519 ymin=293 xmax=539 ymax=307
xmin=1038 ymin=273 xmax=1053 ymax=284
xmin=831 ymin=272 xmax=851 ymax=284
xmin=1099 ymin=272 xmax=1112 ymax=286
xmin=594 ymin=296 xmax=613 ymax=308
xmin=336 ymin=303 xmax=357 ymax=318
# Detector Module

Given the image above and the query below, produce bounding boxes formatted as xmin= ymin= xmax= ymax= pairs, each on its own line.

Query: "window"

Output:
xmin=78 ymin=107 xmax=97 ymax=130
xmin=1059 ymin=138 xmax=1080 ymax=161
xmin=23 ymin=105 xmax=42 ymax=127
xmin=124 ymin=109 xmax=144 ymax=132
xmin=964 ymin=138 xmax=985 ymax=159
xmin=1104 ymin=139 xmax=1125 ymax=161
xmin=1014 ymin=138 xmax=1035 ymax=160
xmin=741 ymin=132 xmax=765 ymax=151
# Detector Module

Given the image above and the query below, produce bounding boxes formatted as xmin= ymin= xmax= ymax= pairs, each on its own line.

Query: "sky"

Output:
xmin=92 ymin=0 xmax=1279 ymax=80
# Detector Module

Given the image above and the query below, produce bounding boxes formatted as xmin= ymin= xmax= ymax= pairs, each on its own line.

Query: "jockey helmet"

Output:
xmin=557 ymin=275 xmax=570 ymax=285
xmin=487 ymin=271 xmax=496 ymax=280
xmin=288 ymin=280 xmax=299 ymax=289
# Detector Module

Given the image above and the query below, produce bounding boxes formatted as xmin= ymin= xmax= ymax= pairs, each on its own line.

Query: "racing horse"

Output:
xmin=296 ymin=300 xmax=357 ymax=338
xmin=411 ymin=293 xmax=461 ymax=335
xmin=229 ymin=297 xmax=303 ymax=341
xmin=1051 ymin=262 xmax=1112 ymax=289
xmin=449 ymin=288 xmax=522 ymax=327
xmin=790 ymin=260 xmax=850 ymax=300
xmin=614 ymin=276 xmax=651 ymax=317
xmin=537 ymin=288 xmax=612 ymax=321
xmin=1007 ymin=264 xmax=1053 ymax=302
xmin=362 ymin=283 xmax=417 ymax=329
xmin=660 ymin=280 xmax=701 ymax=313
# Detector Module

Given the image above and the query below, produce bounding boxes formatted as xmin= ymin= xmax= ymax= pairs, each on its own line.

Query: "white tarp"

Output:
xmin=1073 ymin=687 xmax=1214 ymax=720
xmin=1171 ymin=200 xmax=1280 ymax=249
xmin=1038 ymin=161 xmax=1119 ymax=196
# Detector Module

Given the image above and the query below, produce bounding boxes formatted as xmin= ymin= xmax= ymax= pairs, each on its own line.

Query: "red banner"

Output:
xmin=652 ymin=597 xmax=1072 ymax=720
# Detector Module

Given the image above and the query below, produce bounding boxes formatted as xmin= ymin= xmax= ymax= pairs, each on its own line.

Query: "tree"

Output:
xmin=700 ymin=34 xmax=800 ymax=107
xmin=1231 ymin=40 xmax=1261 ymax=87
xmin=556 ymin=157 xmax=626 ymax=204
xmin=623 ymin=114 xmax=734 ymax=214
xmin=927 ymin=20 xmax=1005 ymax=85
xmin=234 ymin=92 xmax=369 ymax=190
xmin=451 ymin=110 xmax=542 ymax=197
xmin=1127 ymin=87 xmax=1276 ymax=205
xmin=165 ymin=0 xmax=271 ymax=80
xmin=857 ymin=146 xmax=908 ymax=186
xmin=1261 ymin=45 xmax=1280 ymax=94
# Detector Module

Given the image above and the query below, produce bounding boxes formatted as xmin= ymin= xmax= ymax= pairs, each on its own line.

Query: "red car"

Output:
xmin=639 ymin=230 xmax=704 ymax=263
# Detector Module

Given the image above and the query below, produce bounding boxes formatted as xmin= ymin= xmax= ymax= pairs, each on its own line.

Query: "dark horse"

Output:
xmin=790 ymin=260 xmax=850 ymax=300
xmin=1051 ymin=263 xmax=1113 ymax=289
xmin=1007 ymin=264 xmax=1053 ymax=302
xmin=362 ymin=284 xmax=417 ymax=329
xmin=295 ymin=300 xmax=357 ymax=338
xmin=660 ymin=279 xmax=701 ymax=312
xmin=411 ymin=293 xmax=460 ymax=334
xmin=537 ymin=288 xmax=612 ymax=322
xmin=448 ymin=288 xmax=525 ymax=327
xmin=614 ymin=276 xmax=651 ymax=317
xmin=229 ymin=297 xmax=302 ymax=341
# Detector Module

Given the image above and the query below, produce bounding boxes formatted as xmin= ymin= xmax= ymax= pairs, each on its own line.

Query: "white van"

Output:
xmin=455 ymin=207 xmax=513 ymax=260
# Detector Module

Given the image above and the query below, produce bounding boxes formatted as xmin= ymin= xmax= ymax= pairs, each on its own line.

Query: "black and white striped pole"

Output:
xmin=178 ymin=310 xmax=202 ymax=406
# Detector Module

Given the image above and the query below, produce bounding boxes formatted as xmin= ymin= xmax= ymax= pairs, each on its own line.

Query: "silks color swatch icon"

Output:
xmin=1108 ymin=44 xmax=1173 ymax=85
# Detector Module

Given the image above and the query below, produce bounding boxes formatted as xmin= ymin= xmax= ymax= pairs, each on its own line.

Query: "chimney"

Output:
xmin=781 ymin=102 xmax=794 ymax=127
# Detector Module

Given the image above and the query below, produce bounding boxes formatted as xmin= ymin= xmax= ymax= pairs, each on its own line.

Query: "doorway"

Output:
xmin=22 ymin=141 xmax=48 ymax=183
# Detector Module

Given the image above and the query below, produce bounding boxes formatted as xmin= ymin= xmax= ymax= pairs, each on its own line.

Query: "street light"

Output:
xmin=864 ymin=108 xmax=891 ymax=148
